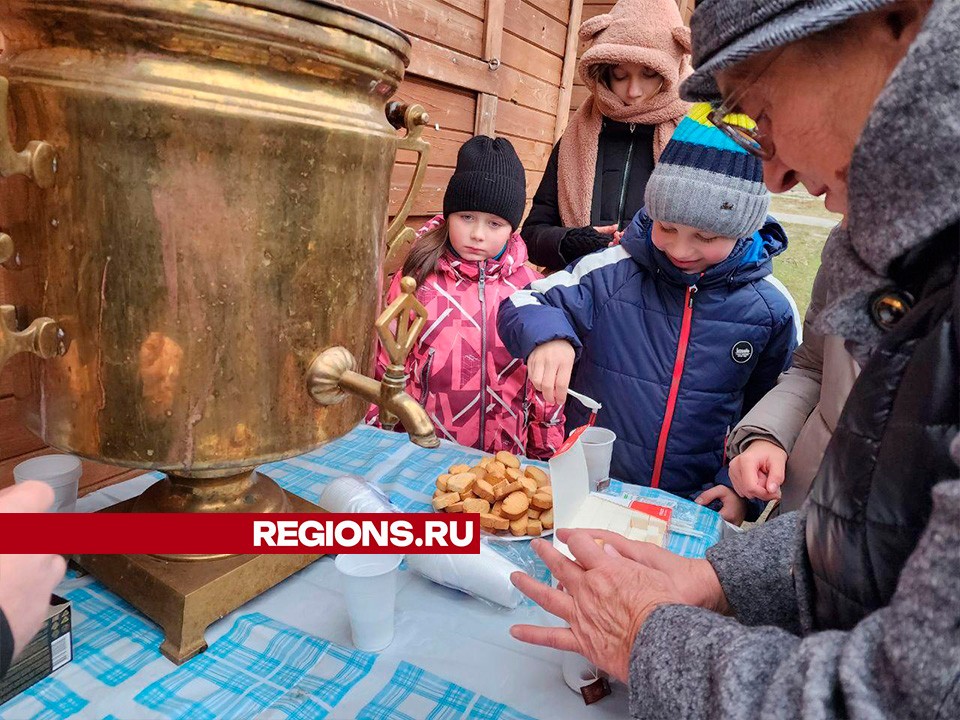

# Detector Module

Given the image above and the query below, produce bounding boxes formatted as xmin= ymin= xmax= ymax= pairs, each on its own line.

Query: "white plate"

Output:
xmin=481 ymin=528 xmax=554 ymax=542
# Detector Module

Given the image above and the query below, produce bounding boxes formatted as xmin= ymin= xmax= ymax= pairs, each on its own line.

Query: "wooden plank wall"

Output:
xmin=342 ymin=0 xmax=582 ymax=230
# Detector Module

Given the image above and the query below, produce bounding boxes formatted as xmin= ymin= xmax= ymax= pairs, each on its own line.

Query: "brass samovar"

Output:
xmin=0 ymin=0 xmax=438 ymax=663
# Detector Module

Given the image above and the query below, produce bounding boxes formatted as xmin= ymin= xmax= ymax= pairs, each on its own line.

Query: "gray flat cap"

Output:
xmin=681 ymin=0 xmax=900 ymax=102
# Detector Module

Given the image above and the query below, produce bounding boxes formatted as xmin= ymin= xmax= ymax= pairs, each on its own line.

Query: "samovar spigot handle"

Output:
xmin=306 ymin=277 xmax=439 ymax=449
xmin=374 ymin=276 xmax=426 ymax=430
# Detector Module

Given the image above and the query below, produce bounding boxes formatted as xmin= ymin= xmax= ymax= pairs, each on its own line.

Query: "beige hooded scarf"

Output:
xmin=558 ymin=0 xmax=693 ymax=227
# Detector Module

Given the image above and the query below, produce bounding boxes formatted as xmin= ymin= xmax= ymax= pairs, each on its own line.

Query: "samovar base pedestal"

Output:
xmin=74 ymin=491 xmax=323 ymax=665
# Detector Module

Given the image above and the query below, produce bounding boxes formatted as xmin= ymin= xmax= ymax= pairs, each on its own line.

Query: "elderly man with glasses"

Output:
xmin=508 ymin=1 xmax=960 ymax=718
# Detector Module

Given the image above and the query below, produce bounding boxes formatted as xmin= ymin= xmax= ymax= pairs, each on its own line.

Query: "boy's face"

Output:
xmin=651 ymin=221 xmax=738 ymax=274
xmin=447 ymin=211 xmax=513 ymax=262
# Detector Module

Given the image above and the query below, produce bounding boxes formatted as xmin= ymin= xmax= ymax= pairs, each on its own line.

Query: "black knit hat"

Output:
xmin=443 ymin=136 xmax=526 ymax=229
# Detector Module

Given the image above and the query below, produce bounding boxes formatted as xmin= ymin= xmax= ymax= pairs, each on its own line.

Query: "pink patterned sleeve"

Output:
xmin=525 ymin=386 xmax=566 ymax=460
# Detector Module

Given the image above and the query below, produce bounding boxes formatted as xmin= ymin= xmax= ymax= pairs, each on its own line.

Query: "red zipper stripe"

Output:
xmin=650 ymin=285 xmax=695 ymax=488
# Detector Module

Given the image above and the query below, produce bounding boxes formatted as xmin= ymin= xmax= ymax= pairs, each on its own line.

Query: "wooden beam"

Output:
xmin=554 ymin=0 xmax=585 ymax=141
xmin=408 ymin=36 xmax=518 ymax=99
xmin=0 ymin=395 xmax=44 ymax=460
xmin=678 ymin=0 xmax=695 ymax=24
xmin=475 ymin=93 xmax=499 ymax=136
xmin=475 ymin=0 xmax=507 ymax=136
xmin=0 ymin=445 xmax=146 ymax=494
xmin=484 ymin=0 xmax=507 ymax=56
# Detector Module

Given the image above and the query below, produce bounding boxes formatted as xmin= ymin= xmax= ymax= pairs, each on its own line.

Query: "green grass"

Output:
xmin=772 ymin=221 xmax=830 ymax=321
xmin=770 ymin=189 xmax=844 ymax=223
xmin=766 ymin=188 xmax=842 ymax=321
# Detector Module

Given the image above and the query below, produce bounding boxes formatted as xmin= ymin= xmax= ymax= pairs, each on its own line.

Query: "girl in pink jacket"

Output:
xmin=368 ymin=136 xmax=564 ymax=459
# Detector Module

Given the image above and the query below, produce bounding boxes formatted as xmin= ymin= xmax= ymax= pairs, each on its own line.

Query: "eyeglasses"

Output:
xmin=708 ymin=105 xmax=774 ymax=160
xmin=707 ymin=48 xmax=785 ymax=161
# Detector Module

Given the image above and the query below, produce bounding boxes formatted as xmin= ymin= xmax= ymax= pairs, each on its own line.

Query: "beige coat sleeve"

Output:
xmin=727 ymin=270 xmax=829 ymax=457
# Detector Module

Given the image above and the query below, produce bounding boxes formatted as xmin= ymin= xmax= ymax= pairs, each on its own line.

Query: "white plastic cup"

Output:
xmin=13 ymin=455 xmax=82 ymax=512
xmin=581 ymin=427 xmax=616 ymax=492
xmin=335 ymin=553 xmax=403 ymax=652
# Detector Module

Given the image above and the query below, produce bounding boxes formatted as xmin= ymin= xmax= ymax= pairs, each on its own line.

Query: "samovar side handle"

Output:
xmin=0 ymin=77 xmax=57 ymax=188
xmin=0 ymin=306 xmax=62 ymax=372
xmin=383 ymin=103 xmax=430 ymax=282
xmin=306 ymin=277 xmax=439 ymax=449
xmin=0 ymin=78 xmax=63 ymax=371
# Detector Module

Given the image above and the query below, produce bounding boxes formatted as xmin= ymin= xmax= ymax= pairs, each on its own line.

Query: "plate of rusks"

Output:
xmin=431 ymin=451 xmax=554 ymax=540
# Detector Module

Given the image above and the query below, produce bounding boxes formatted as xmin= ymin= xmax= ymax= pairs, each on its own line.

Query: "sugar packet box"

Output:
xmin=549 ymin=426 xmax=671 ymax=559
xmin=0 ymin=595 xmax=73 ymax=705
xmin=548 ymin=425 xmax=730 ymax=560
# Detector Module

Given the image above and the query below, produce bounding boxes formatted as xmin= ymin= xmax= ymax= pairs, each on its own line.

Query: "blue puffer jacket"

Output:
xmin=498 ymin=209 xmax=799 ymax=518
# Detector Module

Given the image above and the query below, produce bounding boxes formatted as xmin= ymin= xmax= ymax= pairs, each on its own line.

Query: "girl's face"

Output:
xmin=651 ymin=221 xmax=737 ymax=274
xmin=447 ymin=211 xmax=513 ymax=262
xmin=608 ymin=63 xmax=662 ymax=105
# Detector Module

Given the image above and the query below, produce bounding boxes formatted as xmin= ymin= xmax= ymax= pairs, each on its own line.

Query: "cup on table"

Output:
xmin=13 ymin=454 xmax=83 ymax=512
xmin=581 ymin=426 xmax=616 ymax=492
xmin=335 ymin=553 xmax=403 ymax=652
xmin=562 ymin=650 xmax=605 ymax=693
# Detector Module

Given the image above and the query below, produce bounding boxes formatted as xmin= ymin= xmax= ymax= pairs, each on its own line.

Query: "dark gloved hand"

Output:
xmin=559 ymin=226 xmax=612 ymax=265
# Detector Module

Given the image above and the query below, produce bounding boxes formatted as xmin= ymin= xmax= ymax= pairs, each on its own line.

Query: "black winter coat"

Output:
xmin=806 ymin=221 xmax=959 ymax=631
xmin=521 ymin=119 xmax=654 ymax=270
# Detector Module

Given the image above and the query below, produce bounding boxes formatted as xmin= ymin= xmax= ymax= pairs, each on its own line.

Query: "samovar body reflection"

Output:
xmin=0 ymin=0 xmax=436 ymax=662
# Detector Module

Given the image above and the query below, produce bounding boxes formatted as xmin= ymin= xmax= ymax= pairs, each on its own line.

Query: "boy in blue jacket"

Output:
xmin=498 ymin=104 xmax=799 ymax=523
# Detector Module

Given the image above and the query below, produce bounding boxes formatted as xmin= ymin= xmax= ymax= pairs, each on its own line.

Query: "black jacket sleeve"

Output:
xmin=0 ymin=607 xmax=13 ymax=679
xmin=520 ymin=141 xmax=571 ymax=271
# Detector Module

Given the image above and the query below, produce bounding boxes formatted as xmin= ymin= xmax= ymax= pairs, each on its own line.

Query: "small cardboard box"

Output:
xmin=0 ymin=595 xmax=73 ymax=705
xmin=549 ymin=427 xmax=669 ymax=559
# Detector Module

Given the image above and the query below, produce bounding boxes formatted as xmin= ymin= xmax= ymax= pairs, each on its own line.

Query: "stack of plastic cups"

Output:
xmin=321 ymin=477 xmax=404 ymax=652
xmin=13 ymin=455 xmax=83 ymax=512
xmin=319 ymin=476 xmax=396 ymax=514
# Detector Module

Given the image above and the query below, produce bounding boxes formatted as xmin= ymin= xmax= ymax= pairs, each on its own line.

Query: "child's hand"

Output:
xmin=696 ymin=485 xmax=748 ymax=525
xmin=729 ymin=439 xmax=787 ymax=501
xmin=527 ymin=340 xmax=575 ymax=405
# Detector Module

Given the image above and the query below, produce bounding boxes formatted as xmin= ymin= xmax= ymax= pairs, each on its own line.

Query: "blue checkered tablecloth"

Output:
xmin=134 ymin=613 xmax=376 ymax=719
xmin=1 ymin=571 xmax=550 ymax=720
xmin=0 ymin=425 xmax=722 ymax=719
xmin=356 ymin=662 xmax=536 ymax=720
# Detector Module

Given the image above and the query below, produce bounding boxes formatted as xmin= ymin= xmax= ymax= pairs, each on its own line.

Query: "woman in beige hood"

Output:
xmin=520 ymin=0 xmax=691 ymax=271
xmin=727 ymin=228 xmax=860 ymax=514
